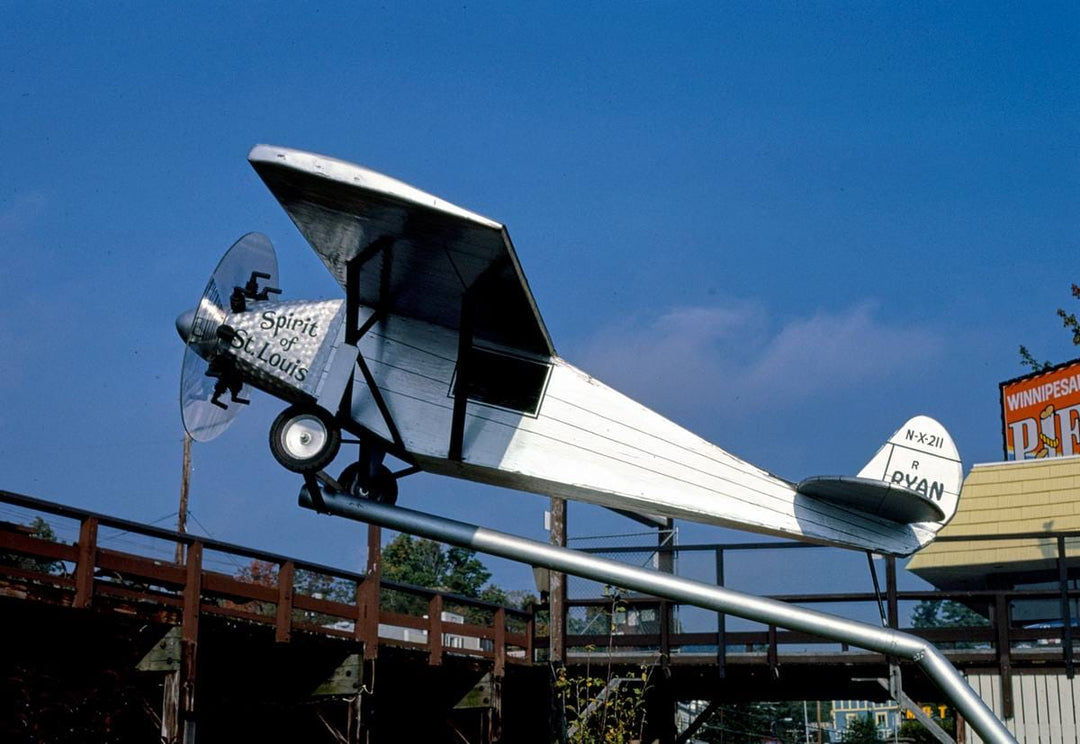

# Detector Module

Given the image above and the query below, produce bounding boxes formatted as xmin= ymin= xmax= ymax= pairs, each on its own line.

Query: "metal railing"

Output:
xmin=543 ymin=536 xmax=1080 ymax=721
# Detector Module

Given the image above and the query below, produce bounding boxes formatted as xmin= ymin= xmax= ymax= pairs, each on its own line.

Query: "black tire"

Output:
xmin=269 ymin=405 xmax=341 ymax=473
xmin=371 ymin=465 xmax=398 ymax=505
xmin=338 ymin=462 xmax=398 ymax=505
xmin=337 ymin=461 xmax=368 ymax=497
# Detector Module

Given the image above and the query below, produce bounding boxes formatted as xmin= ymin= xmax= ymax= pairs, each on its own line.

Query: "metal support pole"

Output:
xmin=298 ymin=492 xmax=1018 ymax=744
xmin=875 ymin=679 xmax=954 ymax=744
xmin=715 ymin=548 xmax=726 ymax=678
xmin=657 ymin=517 xmax=675 ymax=574
xmin=993 ymin=593 xmax=1014 ymax=720
xmin=1057 ymin=535 xmax=1074 ymax=678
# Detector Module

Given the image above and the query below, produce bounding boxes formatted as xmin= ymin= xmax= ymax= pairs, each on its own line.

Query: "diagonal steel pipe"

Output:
xmin=299 ymin=489 xmax=1016 ymax=744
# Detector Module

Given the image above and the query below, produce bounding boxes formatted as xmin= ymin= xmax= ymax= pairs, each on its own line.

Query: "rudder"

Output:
xmin=857 ymin=415 xmax=963 ymax=525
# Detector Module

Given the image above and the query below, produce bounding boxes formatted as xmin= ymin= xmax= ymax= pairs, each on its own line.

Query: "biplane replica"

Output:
xmin=177 ymin=145 xmax=962 ymax=557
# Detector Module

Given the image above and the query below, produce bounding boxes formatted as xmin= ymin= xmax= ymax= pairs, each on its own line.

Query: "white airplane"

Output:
xmin=176 ymin=145 xmax=962 ymax=557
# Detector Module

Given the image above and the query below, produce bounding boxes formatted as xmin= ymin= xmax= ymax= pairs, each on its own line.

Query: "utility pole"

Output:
xmin=549 ymin=497 xmax=567 ymax=664
xmin=176 ymin=434 xmax=191 ymax=563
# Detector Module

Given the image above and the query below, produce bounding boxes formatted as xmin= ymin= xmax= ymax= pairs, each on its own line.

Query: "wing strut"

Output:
xmin=448 ymin=292 xmax=474 ymax=462
xmin=355 ymin=351 xmax=406 ymax=452
xmin=345 ymin=237 xmax=395 ymax=345
xmin=341 ymin=243 xmax=409 ymax=457
xmin=447 ymin=257 xmax=510 ymax=462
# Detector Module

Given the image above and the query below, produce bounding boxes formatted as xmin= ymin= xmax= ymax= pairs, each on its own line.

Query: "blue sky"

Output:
xmin=1 ymin=3 xmax=1077 ymax=604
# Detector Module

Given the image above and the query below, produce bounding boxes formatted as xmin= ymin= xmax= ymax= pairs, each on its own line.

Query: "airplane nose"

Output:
xmin=176 ymin=308 xmax=196 ymax=343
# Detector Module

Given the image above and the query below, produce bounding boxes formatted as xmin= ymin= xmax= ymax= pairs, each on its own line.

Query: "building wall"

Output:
xmin=830 ymin=700 xmax=903 ymax=741
xmin=965 ymin=672 xmax=1080 ymax=744
xmin=908 ymin=456 xmax=1080 ymax=577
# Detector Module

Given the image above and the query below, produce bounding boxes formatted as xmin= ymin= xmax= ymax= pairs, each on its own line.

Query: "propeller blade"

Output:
xmin=179 ymin=232 xmax=278 ymax=442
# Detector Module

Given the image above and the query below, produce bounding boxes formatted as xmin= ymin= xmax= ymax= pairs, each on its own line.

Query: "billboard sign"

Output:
xmin=1000 ymin=359 xmax=1080 ymax=460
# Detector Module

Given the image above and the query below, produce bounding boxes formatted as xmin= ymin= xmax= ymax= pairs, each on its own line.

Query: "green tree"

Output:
xmin=912 ymin=598 xmax=988 ymax=628
xmin=236 ymin=558 xmax=278 ymax=586
xmin=912 ymin=598 xmax=989 ymax=650
xmin=1019 ymin=283 xmax=1080 ymax=371
xmin=233 ymin=559 xmax=357 ymax=623
xmin=0 ymin=516 xmax=63 ymax=575
xmin=380 ymin=534 xmax=515 ymax=618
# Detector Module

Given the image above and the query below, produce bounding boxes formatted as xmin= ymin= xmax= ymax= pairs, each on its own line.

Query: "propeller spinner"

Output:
xmin=178 ymin=232 xmax=279 ymax=442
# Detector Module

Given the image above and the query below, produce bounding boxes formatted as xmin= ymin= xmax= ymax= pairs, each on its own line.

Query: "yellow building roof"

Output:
xmin=907 ymin=456 xmax=1080 ymax=586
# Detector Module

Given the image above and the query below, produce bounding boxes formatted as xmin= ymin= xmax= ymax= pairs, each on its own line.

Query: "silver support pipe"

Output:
xmin=299 ymin=489 xmax=1016 ymax=744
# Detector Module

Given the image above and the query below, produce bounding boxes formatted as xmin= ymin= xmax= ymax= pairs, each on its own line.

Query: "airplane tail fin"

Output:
xmin=797 ymin=416 xmax=963 ymax=528
xmin=857 ymin=415 xmax=963 ymax=525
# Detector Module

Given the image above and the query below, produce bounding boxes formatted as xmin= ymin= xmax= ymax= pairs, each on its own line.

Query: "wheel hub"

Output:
xmin=283 ymin=415 xmax=327 ymax=459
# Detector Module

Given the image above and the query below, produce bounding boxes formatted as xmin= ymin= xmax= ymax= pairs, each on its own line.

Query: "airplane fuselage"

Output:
xmin=203 ymin=292 xmax=947 ymax=556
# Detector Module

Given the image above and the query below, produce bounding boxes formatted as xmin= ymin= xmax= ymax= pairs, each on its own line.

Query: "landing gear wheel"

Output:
xmin=269 ymin=405 xmax=341 ymax=473
xmin=338 ymin=463 xmax=399 ymax=505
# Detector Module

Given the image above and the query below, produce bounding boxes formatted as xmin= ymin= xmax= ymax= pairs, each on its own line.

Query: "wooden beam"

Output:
xmin=886 ymin=556 xmax=899 ymax=629
xmin=357 ymin=524 xmax=382 ymax=660
xmin=524 ymin=610 xmax=535 ymax=665
xmin=549 ymin=497 xmax=567 ymax=665
xmin=180 ymin=541 xmax=203 ymax=741
xmin=490 ymin=673 xmax=504 ymax=744
xmin=0 ymin=530 xmax=78 ymax=563
xmin=276 ymin=560 xmax=295 ymax=643
xmin=97 ymin=548 xmax=186 ymax=586
xmin=429 ymin=593 xmax=444 ymax=666
xmin=176 ymin=434 xmax=191 ymax=564
xmin=494 ymin=607 xmax=506 ymax=678
xmin=73 ymin=517 xmax=98 ymax=609
xmin=660 ymin=600 xmax=672 ymax=664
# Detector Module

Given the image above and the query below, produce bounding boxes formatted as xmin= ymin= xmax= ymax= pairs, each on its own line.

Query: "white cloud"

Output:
xmin=572 ymin=300 xmax=944 ymax=421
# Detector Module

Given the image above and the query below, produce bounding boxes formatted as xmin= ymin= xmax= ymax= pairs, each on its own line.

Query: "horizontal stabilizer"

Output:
xmin=797 ymin=476 xmax=944 ymax=523
xmin=798 ymin=416 xmax=962 ymax=526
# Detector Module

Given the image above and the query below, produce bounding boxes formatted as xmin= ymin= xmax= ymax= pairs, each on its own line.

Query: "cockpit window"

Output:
xmin=451 ymin=347 xmax=551 ymax=416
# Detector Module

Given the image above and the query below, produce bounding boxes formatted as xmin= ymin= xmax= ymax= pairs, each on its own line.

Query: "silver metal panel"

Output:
xmin=316 ymin=340 xmax=359 ymax=412
xmin=223 ymin=298 xmax=345 ymax=400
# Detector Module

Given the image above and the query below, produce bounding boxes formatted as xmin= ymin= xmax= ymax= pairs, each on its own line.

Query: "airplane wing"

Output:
xmin=248 ymin=145 xmax=554 ymax=359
